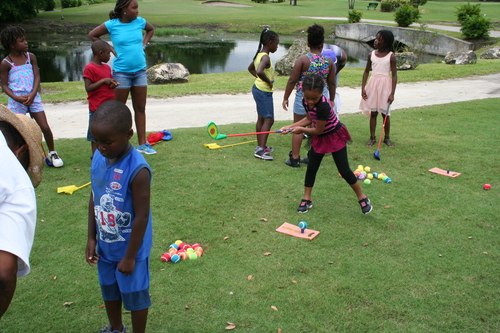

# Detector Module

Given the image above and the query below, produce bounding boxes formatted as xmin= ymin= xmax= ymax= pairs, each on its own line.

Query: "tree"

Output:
xmin=0 ymin=0 xmax=52 ymax=23
xmin=348 ymin=0 xmax=355 ymax=10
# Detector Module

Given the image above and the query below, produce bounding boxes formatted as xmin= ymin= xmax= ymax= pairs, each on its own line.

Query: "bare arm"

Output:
xmin=25 ymin=53 xmax=40 ymax=106
xmin=256 ymin=54 xmax=273 ymax=89
xmin=0 ymin=61 xmax=19 ymax=101
xmin=88 ymin=24 xmax=116 ymax=56
xmin=326 ymin=60 xmax=336 ymax=104
xmin=336 ymin=49 xmax=348 ymax=74
xmin=248 ymin=61 xmax=257 ymax=77
xmin=84 ymin=77 xmax=119 ymax=92
xmin=117 ymin=168 xmax=151 ymax=276
xmin=142 ymin=22 xmax=155 ymax=46
xmin=86 ymin=194 xmax=99 ymax=266
xmin=88 ymin=23 xmax=109 ymax=41
xmin=282 ymin=56 xmax=307 ymax=111
xmin=389 ymin=52 xmax=398 ymax=103
xmin=361 ymin=53 xmax=372 ymax=100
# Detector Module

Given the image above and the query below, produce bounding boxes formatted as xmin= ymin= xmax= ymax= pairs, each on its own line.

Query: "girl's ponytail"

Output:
xmin=252 ymin=28 xmax=279 ymax=61
xmin=109 ymin=0 xmax=131 ymax=20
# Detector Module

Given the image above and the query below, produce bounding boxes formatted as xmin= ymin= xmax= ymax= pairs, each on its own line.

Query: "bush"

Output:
xmin=380 ymin=0 xmax=394 ymax=12
xmin=455 ymin=3 xmax=481 ymax=25
xmin=394 ymin=4 xmax=421 ymax=27
xmin=61 ymin=0 xmax=81 ymax=8
xmin=44 ymin=0 xmax=56 ymax=11
xmin=347 ymin=10 xmax=363 ymax=23
xmin=461 ymin=15 xmax=491 ymax=39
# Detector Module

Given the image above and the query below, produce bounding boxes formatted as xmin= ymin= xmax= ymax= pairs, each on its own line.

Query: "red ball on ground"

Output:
xmin=483 ymin=184 xmax=491 ymax=190
xmin=161 ymin=253 xmax=171 ymax=262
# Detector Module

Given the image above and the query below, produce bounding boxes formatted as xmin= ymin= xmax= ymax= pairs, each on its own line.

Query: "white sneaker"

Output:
xmin=49 ymin=151 xmax=64 ymax=167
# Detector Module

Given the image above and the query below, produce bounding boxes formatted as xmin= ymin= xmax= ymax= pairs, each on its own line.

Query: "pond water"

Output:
xmin=0 ymin=33 xmax=441 ymax=83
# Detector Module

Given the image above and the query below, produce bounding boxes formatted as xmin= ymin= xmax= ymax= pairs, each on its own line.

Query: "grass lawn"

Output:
xmin=1 ymin=97 xmax=499 ymax=332
xmin=1 ymin=1 xmax=499 ymax=331
xmin=40 ymin=0 xmax=500 ymax=35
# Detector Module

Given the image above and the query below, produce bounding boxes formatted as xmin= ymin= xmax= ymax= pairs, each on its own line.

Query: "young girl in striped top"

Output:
xmin=280 ymin=73 xmax=372 ymax=215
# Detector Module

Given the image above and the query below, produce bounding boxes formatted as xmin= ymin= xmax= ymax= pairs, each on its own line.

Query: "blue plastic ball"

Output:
xmin=171 ymin=254 xmax=181 ymax=263
xmin=298 ymin=221 xmax=308 ymax=230
xmin=373 ymin=172 xmax=379 ymax=178
xmin=169 ymin=243 xmax=179 ymax=250
xmin=384 ymin=177 xmax=392 ymax=183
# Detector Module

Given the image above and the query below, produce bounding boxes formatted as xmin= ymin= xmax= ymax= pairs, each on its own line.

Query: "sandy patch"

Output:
xmin=202 ymin=1 xmax=252 ymax=7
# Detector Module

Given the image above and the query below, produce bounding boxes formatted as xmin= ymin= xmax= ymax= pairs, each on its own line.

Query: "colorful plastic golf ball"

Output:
xmin=298 ymin=221 xmax=308 ymax=231
xmin=357 ymin=165 xmax=364 ymax=171
xmin=169 ymin=243 xmax=179 ymax=250
xmin=364 ymin=166 xmax=371 ymax=173
xmin=483 ymin=184 xmax=491 ymax=190
xmin=373 ymin=172 xmax=379 ymax=178
xmin=367 ymin=173 xmax=373 ymax=180
xmin=161 ymin=253 xmax=171 ymax=262
xmin=364 ymin=179 xmax=371 ymax=185
xmin=358 ymin=173 xmax=366 ymax=180
xmin=170 ymin=254 xmax=181 ymax=263
xmin=384 ymin=177 xmax=392 ymax=183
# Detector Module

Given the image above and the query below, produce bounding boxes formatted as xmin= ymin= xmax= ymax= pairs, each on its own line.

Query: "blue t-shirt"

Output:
xmin=91 ymin=145 xmax=153 ymax=262
xmin=105 ymin=17 xmax=147 ymax=73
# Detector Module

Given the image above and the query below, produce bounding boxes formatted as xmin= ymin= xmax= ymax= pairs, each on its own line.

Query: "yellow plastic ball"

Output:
xmin=377 ymin=174 xmax=384 ymax=180
xmin=367 ymin=173 xmax=373 ymax=180
xmin=357 ymin=165 xmax=364 ymax=171
xmin=364 ymin=166 xmax=371 ymax=173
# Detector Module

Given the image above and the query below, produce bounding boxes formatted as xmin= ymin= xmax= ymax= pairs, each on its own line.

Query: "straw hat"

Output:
xmin=0 ymin=104 xmax=44 ymax=187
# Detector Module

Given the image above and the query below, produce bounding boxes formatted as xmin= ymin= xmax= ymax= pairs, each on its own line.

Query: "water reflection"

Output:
xmin=0 ymin=33 xmax=440 ymax=83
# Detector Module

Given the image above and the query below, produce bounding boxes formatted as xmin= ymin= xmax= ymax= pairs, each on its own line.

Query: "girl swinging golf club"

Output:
xmin=280 ymin=73 xmax=373 ymax=214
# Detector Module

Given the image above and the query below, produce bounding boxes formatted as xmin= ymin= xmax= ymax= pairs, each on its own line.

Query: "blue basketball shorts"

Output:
xmin=97 ymin=257 xmax=151 ymax=311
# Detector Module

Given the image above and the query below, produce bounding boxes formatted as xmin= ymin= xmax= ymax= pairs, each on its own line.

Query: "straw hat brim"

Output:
xmin=0 ymin=104 xmax=44 ymax=187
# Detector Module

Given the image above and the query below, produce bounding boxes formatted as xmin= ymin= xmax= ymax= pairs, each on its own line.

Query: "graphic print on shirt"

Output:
xmin=94 ymin=192 xmax=131 ymax=243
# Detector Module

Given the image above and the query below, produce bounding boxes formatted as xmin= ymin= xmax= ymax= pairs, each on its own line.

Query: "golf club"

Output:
xmin=40 ymin=143 xmax=53 ymax=166
xmin=204 ymin=140 xmax=257 ymax=150
xmin=207 ymin=122 xmax=290 ymax=140
xmin=374 ymin=102 xmax=391 ymax=161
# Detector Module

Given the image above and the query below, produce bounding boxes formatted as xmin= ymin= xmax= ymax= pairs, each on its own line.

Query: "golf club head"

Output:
xmin=45 ymin=157 xmax=53 ymax=166
xmin=374 ymin=150 xmax=380 ymax=160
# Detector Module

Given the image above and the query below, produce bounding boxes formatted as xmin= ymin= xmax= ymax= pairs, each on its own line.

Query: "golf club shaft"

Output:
xmin=226 ymin=130 xmax=287 ymax=138
xmin=376 ymin=103 xmax=391 ymax=150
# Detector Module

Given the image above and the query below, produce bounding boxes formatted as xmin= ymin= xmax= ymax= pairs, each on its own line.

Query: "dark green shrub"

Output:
xmin=380 ymin=1 xmax=394 ymax=12
xmin=44 ymin=0 xmax=56 ymax=11
xmin=348 ymin=10 xmax=363 ymax=23
xmin=455 ymin=3 xmax=481 ymax=25
xmin=461 ymin=15 xmax=491 ymax=39
xmin=394 ymin=4 xmax=421 ymax=27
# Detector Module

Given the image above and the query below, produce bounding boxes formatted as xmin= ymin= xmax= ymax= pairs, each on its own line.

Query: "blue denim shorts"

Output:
xmin=87 ymin=110 xmax=95 ymax=142
xmin=113 ymin=69 xmax=148 ymax=89
xmin=98 ymin=258 xmax=151 ymax=311
xmin=293 ymin=87 xmax=330 ymax=116
xmin=252 ymin=85 xmax=274 ymax=119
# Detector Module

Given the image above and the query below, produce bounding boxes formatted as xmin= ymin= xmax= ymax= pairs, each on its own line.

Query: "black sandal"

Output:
xmin=366 ymin=136 xmax=376 ymax=147
xmin=384 ymin=136 xmax=395 ymax=147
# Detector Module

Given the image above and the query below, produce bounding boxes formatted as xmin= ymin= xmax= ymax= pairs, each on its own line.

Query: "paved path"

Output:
xmin=300 ymin=17 xmax=500 ymax=38
xmin=45 ymin=74 xmax=500 ymax=139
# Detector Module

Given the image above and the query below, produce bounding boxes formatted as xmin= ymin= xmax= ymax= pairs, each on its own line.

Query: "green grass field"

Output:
xmin=1 ymin=98 xmax=499 ymax=332
xmin=1 ymin=1 xmax=500 ymax=332
xmin=41 ymin=0 xmax=500 ymax=35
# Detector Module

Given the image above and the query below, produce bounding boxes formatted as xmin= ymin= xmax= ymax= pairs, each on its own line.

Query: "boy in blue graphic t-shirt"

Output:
xmin=86 ymin=100 xmax=152 ymax=333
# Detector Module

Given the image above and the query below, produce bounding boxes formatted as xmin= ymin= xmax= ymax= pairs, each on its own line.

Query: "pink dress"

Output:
xmin=359 ymin=51 xmax=393 ymax=117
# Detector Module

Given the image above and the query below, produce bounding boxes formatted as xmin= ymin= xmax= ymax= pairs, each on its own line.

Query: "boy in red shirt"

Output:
xmin=84 ymin=39 xmax=119 ymax=155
